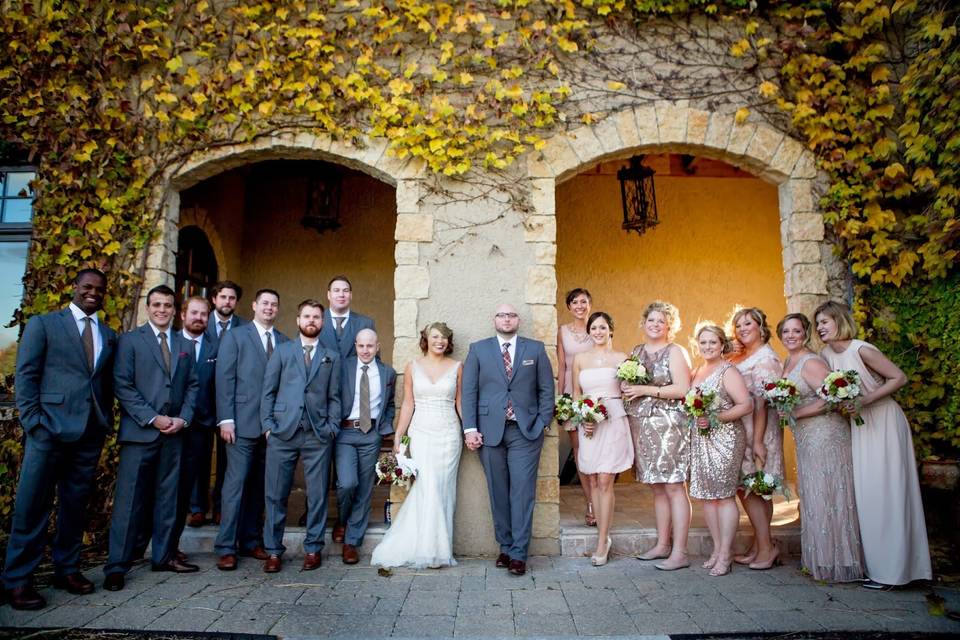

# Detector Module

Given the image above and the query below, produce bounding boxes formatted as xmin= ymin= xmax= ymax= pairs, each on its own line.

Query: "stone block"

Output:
xmin=392 ymin=337 xmax=421 ymax=372
xmin=780 ymin=179 xmax=816 ymax=213
xmin=787 ymin=212 xmax=825 ymax=242
xmin=792 ymin=149 xmax=819 ymax=178
xmin=540 ymin=137 xmax=580 ymax=177
xmin=592 ymin=115 xmax=623 ymax=154
xmin=746 ymin=125 xmax=783 ymax=168
xmin=791 ymin=241 xmax=821 ymax=264
xmin=394 ymin=299 xmax=419 ymax=338
xmin=525 ymin=265 xmax=557 ymax=305
xmin=529 ymin=536 xmax=562 ymax=556
xmin=536 ymin=476 xmax=560 ymax=502
xmin=533 ymin=242 xmax=557 ymax=265
xmin=769 ymin=137 xmax=805 ymax=179
xmin=357 ymin=137 xmax=388 ymax=169
xmin=528 ymin=178 xmax=556 ymax=217
xmin=685 ymin=109 xmax=710 ymax=146
xmin=526 ymin=151 xmax=557 ymax=179
xmin=374 ymin=148 xmax=413 ymax=180
xmin=523 ymin=215 xmax=557 ymax=243
xmin=394 ymin=241 xmax=419 ymax=265
xmin=395 ymin=179 xmax=421 ymax=213
xmin=394 ymin=213 xmax=433 ymax=242
xmin=634 ymin=105 xmax=659 ymax=145
xmin=394 ymin=265 xmax=430 ymax=298
xmin=538 ymin=437 xmax=559 ymax=476
xmin=566 ymin=126 xmax=605 ymax=165
xmin=790 ymin=264 xmax=828 ymax=295
xmin=704 ymin=112 xmax=734 ymax=150
xmin=532 ymin=502 xmax=560 ymax=538
xmin=726 ymin=122 xmax=757 ymax=157
xmin=615 ymin=107 xmax=642 ymax=149
xmin=530 ymin=303 xmax=558 ymax=345
xmin=656 ymin=103 xmax=688 ymax=144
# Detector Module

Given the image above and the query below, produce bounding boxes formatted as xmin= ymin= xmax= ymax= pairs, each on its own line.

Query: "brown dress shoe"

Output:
xmin=186 ymin=512 xmax=206 ymax=527
xmin=152 ymin=558 xmax=199 ymax=573
xmin=341 ymin=544 xmax=360 ymax=565
xmin=495 ymin=553 xmax=510 ymax=568
xmin=53 ymin=572 xmax=95 ymax=595
xmin=5 ymin=585 xmax=46 ymax=610
xmin=264 ymin=555 xmax=282 ymax=573
xmin=302 ymin=552 xmax=322 ymax=570
xmin=217 ymin=554 xmax=238 ymax=571
xmin=174 ymin=549 xmax=189 ymax=564
xmin=508 ymin=559 xmax=527 ymax=576
xmin=102 ymin=573 xmax=125 ymax=592
xmin=240 ymin=546 xmax=269 ymax=560
xmin=332 ymin=523 xmax=346 ymax=544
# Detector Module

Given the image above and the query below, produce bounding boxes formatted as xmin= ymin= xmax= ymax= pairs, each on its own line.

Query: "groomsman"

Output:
xmin=173 ymin=297 xmax=217 ymax=552
xmin=214 ymin=288 xmax=287 ymax=570
xmin=192 ymin=280 xmax=246 ymax=526
xmin=260 ymin=300 xmax=341 ymax=572
xmin=335 ymin=328 xmax=396 ymax=564
xmin=2 ymin=269 xmax=116 ymax=610
xmin=104 ymin=285 xmax=199 ymax=592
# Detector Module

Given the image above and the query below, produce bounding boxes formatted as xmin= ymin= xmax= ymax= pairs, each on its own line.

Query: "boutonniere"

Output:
xmin=178 ymin=352 xmax=189 ymax=358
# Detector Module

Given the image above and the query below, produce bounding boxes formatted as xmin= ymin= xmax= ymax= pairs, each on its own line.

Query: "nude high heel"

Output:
xmin=591 ymin=536 xmax=612 ymax=566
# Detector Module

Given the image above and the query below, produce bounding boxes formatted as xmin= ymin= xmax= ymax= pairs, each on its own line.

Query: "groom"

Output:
xmin=462 ymin=303 xmax=554 ymax=576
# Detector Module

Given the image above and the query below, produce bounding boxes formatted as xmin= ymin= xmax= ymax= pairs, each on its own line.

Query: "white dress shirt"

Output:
xmin=330 ymin=310 xmax=350 ymax=332
xmin=347 ymin=358 xmax=381 ymax=421
xmin=182 ymin=329 xmax=204 ymax=361
xmin=213 ymin=312 xmax=232 ymax=337
xmin=147 ymin=322 xmax=174 ymax=353
xmin=252 ymin=320 xmax=276 ymax=352
xmin=69 ymin=302 xmax=102 ymax=365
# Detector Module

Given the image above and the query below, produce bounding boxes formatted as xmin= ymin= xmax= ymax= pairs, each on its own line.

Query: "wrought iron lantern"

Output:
xmin=617 ymin=155 xmax=659 ymax=234
xmin=301 ymin=166 xmax=342 ymax=234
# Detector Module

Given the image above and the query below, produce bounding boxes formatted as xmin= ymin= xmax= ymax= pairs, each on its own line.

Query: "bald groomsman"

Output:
xmin=335 ymin=329 xmax=396 ymax=564
xmin=3 ymin=269 xmax=116 ymax=610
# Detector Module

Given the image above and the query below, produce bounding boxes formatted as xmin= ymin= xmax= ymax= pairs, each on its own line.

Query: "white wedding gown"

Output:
xmin=371 ymin=361 xmax=462 ymax=568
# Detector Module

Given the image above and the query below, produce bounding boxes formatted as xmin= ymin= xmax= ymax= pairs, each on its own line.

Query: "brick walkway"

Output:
xmin=2 ymin=554 xmax=958 ymax=637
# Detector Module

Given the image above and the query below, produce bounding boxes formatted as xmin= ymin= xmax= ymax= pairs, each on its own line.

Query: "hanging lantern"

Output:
xmin=617 ymin=155 xmax=659 ymax=234
xmin=301 ymin=166 xmax=342 ymax=233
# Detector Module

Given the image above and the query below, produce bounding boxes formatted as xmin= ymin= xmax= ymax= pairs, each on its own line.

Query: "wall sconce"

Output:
xmin=617 ymin=155 xmax=659 ymax=235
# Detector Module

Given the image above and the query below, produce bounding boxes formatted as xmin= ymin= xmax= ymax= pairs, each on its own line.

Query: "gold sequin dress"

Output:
xmin=689 ymin=363 xmax=746 ymax=500
xmin=626 ymin=344 xmax=689 ymax=484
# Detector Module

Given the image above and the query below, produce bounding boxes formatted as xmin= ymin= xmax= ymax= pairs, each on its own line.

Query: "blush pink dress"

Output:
xmin=576 ymin=367 xmax=634 ymax=474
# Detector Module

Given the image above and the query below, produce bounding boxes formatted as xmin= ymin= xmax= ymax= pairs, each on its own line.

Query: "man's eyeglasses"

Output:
xmin=495 ymin=313 xmax=519 ymax=319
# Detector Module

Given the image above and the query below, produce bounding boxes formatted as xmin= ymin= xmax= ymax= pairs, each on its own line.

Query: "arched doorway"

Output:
xmin=175 ymin=225 xmax=218 ymax=306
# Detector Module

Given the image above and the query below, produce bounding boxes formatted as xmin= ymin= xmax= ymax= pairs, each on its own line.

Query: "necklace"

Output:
xmin=568 ymin=323 xmax=592 ymax=344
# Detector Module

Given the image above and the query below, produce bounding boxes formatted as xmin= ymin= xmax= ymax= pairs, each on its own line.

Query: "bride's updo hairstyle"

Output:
xmin=587 ymin=311 xmax=614 ymax=335
xmin=419 ymin=322 xmax=455 ymax=355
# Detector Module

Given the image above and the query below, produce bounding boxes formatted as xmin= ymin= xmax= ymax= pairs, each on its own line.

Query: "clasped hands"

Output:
xmin=464 ymin=431 xmax=483 ymax=451
xmin=153 ymin=415 xmax=186 ymax=435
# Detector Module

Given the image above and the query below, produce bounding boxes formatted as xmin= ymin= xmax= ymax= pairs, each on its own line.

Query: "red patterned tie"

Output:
xmin=502 ymin=343 xmax=515 ymax=420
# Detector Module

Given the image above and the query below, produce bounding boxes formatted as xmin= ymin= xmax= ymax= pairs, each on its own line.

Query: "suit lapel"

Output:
xmin=59 ymin=309 xmax=91 ymax=372
xmin=170 ymin=332 xmax=186 ymax=379
xmin=245 ymin=324 xmax=267 ymax=365
xmin=512 ymin=339 xmax=528 ymax=379
xmin=376 ymin=360 xmax=389 ymax=426
xmin=490 ymin=337 xmax=510 ymax=382
xmin=141 ymin=325 xmax=169 ymax=374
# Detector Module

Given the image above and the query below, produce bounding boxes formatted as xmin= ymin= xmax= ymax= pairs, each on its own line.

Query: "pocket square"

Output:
xmin=205 ymin=357 xmax=217 ymax=364
xmin=320 ymin=356 xmax=333 ymax=364
xmin=522 ymin=359 xmax=534 ymax=365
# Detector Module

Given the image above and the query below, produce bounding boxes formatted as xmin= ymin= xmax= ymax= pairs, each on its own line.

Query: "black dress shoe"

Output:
xmin=4 ymin=585 xmax=46 ymax=610
xmin=53 ymin=573 xmax=95 ymax=595
xmin=508 ymin=559 xmax=527 ymax=576
xmin=174 ymin=549 xmax=189 ymax=564
xmin=152 ymin=559 xmax=199 ymax=573
xmin=103 ymin=573 xmax=125 ymax=592
xmin=495 ymin=553 xmax=510 ymax=568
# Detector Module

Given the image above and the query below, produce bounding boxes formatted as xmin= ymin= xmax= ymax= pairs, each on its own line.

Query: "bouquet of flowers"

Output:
xmin=741 ymin=470 xmax=788 ymax=501
xmin=761 ymin=378 xmax=801 ymax=429
xmin=554 ymin=393 xmax=575 ymax=425
xmin=615 ymin=357 xmax=649 ymax=384
xmin=376 ymin=435 xmax=418 ymax=488
xmin=572 ymin=396 xmax=608 ymax=439
xmin=817 ymin=370 xmax=865 ymax=426
xmin=683 ymin=386 xmax=720 ymax=437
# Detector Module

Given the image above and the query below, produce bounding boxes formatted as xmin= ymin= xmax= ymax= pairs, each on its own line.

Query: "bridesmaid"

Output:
xmin=572 ymin=312 xmax=634 ymax=565
xmin=622 ymin=301 xmax=692 ymax=570
xmin=815 ymin=301 xmax=931 ymax=589
xmin=728 ymin=307 xmax=784 ymax=569
xmin=777 ymin=313 xmax=864 ymax=582
xmin=557 ymin=288 xmax=596 ymax=525
xmin=688 ymin=324 xmax=752 ymax=577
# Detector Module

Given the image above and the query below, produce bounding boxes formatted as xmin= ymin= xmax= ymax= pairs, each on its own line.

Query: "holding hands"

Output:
xmin=464 ymin=431 xmax=483 ymax=450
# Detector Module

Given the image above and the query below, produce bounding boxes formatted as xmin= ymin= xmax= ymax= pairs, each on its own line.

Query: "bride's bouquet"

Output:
xmin=554 ymin=393 xmax=576 ymax=425
xmin=817 ymin=370 xmax=865 ymax=426
xmin=376 ymin=435 xmax=418 ymax=488
xmin=615 ymin=356 xmax=649 ymax=384
xmin=761 ymin=378 xmax=801 ymax=429
xmin=683 ymin=386 xmax=721 ymax=437
xmin=572 ymin=396 xmax=608 ymax=439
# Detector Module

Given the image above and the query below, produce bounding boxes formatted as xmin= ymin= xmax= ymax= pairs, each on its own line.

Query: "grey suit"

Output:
xmin=260 ymin=339 xmax=341 ymax=556
xmin=105 ymin=324 xmax=198 ymax=575
xmin=213 ymin=322 xmax=288 ymax=556
xmin=318 ymin=309 xmax=375 ymax=360
xmin=462 ymin=336 xmax=554 ymax=561
xmin=3 ymin=308 xmax=116 ymax=589
xmin=336 ymin=357 xmax=396 ymax=546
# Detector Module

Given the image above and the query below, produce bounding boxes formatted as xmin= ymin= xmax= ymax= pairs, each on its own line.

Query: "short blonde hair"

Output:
xmin=693 ymin=322 xmax=732 ymax=355
xmin=813 ymin=300 xmax=857 ymax=342
xmin=776 ymin=313 xmax=813 ymax=349
xmin=729 ymin=306 xmax=772 ymax=344
xmin=642 ymin=300 xmax=681 ymax=340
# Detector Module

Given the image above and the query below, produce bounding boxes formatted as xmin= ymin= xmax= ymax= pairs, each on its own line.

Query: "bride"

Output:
xmin=371 ymin=322 xmax=463 ymax=569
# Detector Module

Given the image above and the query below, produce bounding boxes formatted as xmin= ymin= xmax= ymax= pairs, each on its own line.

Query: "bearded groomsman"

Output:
xmin=260 ymin=300 xmax=341 ymax=572
xmin=214 ymin=288 xmax=287 ymax=570
xmin=192 ymin=280 xmax=246 ymax=526
xmin=103 ymin=285 xmax=199 ymax=592
xmin=335 ymin=328 xmax=396 ymax=564
xmin=2 ymin=269 xmax=116 ymax=610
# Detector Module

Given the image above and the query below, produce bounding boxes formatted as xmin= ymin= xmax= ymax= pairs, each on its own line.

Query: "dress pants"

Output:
xmin=184 ymin=426 xmax=215 ymax=515
xmin=104 ymin=433 xmax=183 ymax=575
xmin=478 ymin=421 xmax=544 ymax=562
xmin=335 ymin=428 xmax=381 ymax=546
xmin=264 ymin=424 xmax=333 ymax=556
xmin=2 ymin=420 xmax=105 ymax=589
xmin=210 ymin=435 xmax=227 ymax=516
xmin=213 ymin=434 xmax=266 ymax=556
